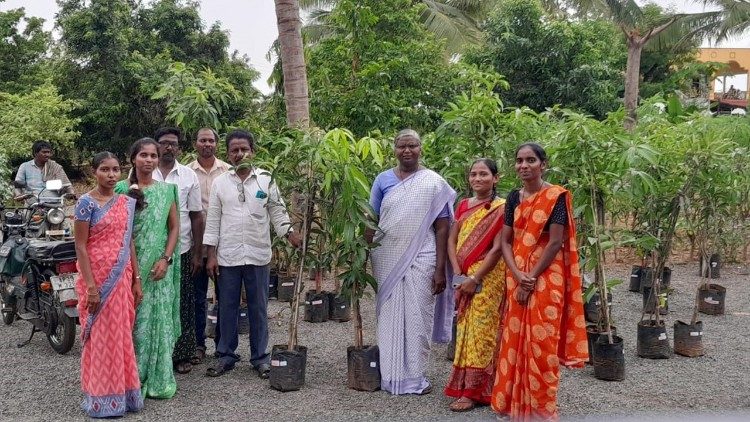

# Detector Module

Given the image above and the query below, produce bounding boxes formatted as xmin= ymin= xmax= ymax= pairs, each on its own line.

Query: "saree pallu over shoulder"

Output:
xmin=371 ymin=169 xmax=456 ymax=395
xmin=491 ymin=185 xmax=587 ymax=421
xmin=445 ymin=197 xmax=506 ymax=404
xmin=372 ymin=169 xmax=457 ymax=343
xmin=115 ymin=180 xmax=182 ymax=400
xmin=455 ymin=198 xmax=506 ymax=274
xmin=75 ymin=194 xmax=142 ymax=418
xmin=78 ymin=195 xmax=136 ymax=343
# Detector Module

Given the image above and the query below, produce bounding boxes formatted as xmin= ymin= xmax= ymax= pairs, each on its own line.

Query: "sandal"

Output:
xmin=450 ymin=397 xmax=476 ymax=412
xmin=205 ymin=364 xmax=233 ymax=377
xmin=191 ymin=347 xmax=206 ymax=365
xmin=175 ymin=360 xmax=192 ymax=374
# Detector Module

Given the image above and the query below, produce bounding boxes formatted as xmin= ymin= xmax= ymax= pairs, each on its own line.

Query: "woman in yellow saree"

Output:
xmin=445 ymin=159 xmax=507 ymax=411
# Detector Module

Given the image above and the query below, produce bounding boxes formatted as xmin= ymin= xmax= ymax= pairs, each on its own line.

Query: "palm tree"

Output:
xmin=300 ymin=0 xmax=499 ymax=54
xmin=548 ymin=0 xmax=750 ymax=131
xmin=275 ymin=0 xmax=310 ymax=128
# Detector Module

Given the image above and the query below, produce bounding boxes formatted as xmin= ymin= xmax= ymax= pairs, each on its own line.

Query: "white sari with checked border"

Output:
xmin=371 ymin=169 xmax=455 ymax=395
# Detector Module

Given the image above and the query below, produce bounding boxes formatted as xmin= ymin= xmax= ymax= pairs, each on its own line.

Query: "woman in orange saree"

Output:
xmin=491 ymin=143 xmax=588 ymax=421
xmin=445 ymin=159 xmax=507 ymax=412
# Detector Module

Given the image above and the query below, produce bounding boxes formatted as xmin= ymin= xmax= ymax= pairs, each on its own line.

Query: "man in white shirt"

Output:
xmin=187 ymin=127 xmax=230 ymax=362
xmin=153 ymin=127 xmax=205 ymax=375
xmin=204 ymin=129 xmax=301 ymax=379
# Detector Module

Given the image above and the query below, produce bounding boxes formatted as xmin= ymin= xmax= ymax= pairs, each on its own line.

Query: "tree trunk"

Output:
xmin=274 ymin=0 xmax=310 ymax=128
xmin=623 ymin=36 xmax=644 ymax=132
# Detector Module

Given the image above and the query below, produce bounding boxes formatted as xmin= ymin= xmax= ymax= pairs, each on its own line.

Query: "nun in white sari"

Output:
xmin=368 ymin=129 xmax=456 ymax=395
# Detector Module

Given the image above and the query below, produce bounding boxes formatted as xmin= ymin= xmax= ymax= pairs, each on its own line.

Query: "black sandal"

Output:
xmin=205 ymin=364 xmax=233 ymax=377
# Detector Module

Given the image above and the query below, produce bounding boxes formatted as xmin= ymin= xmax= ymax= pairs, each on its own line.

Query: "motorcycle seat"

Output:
xmin=26 ymin=239 xmax=76 ymax=261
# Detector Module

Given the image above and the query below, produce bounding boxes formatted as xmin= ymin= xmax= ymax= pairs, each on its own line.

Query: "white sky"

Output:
xmin=2 ymin=0 xmax=749 ymax=94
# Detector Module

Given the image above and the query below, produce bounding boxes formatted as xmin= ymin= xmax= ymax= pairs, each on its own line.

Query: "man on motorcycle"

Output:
xmin=13 ymin=140 xmax=75 ymax=200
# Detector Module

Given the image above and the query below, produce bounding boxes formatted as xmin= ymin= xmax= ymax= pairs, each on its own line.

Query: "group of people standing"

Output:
xmin=73 ymin=128 xmax=299 ymax=417
xmin=370 ymin=130 xmax=588 ymax=421
xmin=67 ymin=123 xmax=586 ymax=420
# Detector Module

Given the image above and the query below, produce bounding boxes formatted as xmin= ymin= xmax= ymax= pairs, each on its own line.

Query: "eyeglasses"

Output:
xmin=158 ymin=141 xmax=179 ymax=149
xmin=237 ymin=182 xmax=246 ymax=202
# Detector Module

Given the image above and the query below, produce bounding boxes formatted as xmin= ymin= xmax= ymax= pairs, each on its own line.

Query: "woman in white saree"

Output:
xmin=367 ymin=129 xmax=456 ymax=395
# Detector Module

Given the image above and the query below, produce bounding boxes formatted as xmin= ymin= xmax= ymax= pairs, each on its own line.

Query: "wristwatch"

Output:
xmin=160 ymin=254 xmax=173 ymax=265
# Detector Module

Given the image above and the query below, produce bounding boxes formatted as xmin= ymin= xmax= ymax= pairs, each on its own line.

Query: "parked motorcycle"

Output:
xmin=0 ymin=180 xmax=79 ymax=354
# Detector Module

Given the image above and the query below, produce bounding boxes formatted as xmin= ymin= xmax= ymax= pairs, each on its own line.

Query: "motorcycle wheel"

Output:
xmin=0 ymin=286 xmax=15 ymax=325
xmin=47 ymin=302 xmax=75 ymax=354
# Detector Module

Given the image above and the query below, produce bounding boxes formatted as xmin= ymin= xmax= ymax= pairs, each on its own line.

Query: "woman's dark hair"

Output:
xmin=515 ymin=142 xmax=547 ymax=162
xmin=91 ymin=151 xmax=118 ymax=170
xmin=127 ymin=137 xmax=160 ymax=211
xmin=468 ymin=158 xmax=499 ymax=198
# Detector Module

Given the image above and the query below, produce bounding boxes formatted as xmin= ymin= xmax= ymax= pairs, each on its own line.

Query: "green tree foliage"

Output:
xmin=54 ymin=0 xmax=259 ymax=156
xmin=152 ymin=62 xmax=239 ymax=135
xmin=0 ymin=5 xmax=51 ymax=93
xmin=0 ymin=82 xmax=80 ymax=160
xmin=305 ymin=0 xmax=464 ymax=136
xmin=301 ymin=0 xmax=500 ymax=54
xmin=0 ymin=153 xmax=11 ymax=202
xmin=465 ymin=0 xmax=626 ymax=119
xmin=638 ymin=4 xmax=701 ymax=99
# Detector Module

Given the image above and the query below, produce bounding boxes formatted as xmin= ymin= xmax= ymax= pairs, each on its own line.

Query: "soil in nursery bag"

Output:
xmin=269 ymin=272 xmax=279 ymax=300
xmin=642 ymin=285 xmax=668 ymax=315
xmin=673 ymin=320 xmax=704 ymax=357
xmin=347 ymin=345 xmax=381 ymax=392
xmin=270 ymin=345 xmax=308 ymax=392
xmin=277 ymin=276 xmax=296 ymax=302
xmin=699 ymin=254 xmax=721 ymax=279
xmin=628 ymin=265 xmax=643 ymax=292
xmin=637 ymin=320 xmax=671 ymax=359
xmin=303 ymin=291 xmax=330 ymax=323
xmin=586 ymin=325 xmax=617 ymax=366
xmin=328 ymin=292 xmax=351 ymax=322
xmin=593 ymin=334 xmax=625 ymax=381
xmin=698 ymin=284 xmax=726 ymax=315
xmin=584 ymin=292 xmax=612 ymax=324
xmin=237 ymin=304 xmax=250 ymax=335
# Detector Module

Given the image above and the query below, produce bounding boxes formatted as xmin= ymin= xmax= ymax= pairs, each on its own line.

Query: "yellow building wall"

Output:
xmin=697 ymin=48 xmax=750 ymax=100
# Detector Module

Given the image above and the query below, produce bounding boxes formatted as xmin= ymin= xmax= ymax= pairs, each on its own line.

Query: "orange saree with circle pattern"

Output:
xmin=491 ymin=185 xmax=588 ymax=421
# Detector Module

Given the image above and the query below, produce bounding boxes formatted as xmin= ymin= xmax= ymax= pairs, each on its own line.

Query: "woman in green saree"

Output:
xmin=115 ymin=137 xmax=181 ymax=399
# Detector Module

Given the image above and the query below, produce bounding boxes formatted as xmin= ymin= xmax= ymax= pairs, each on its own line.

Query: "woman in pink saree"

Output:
xmin=74 ymin=152 xmax=144 ymax=418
